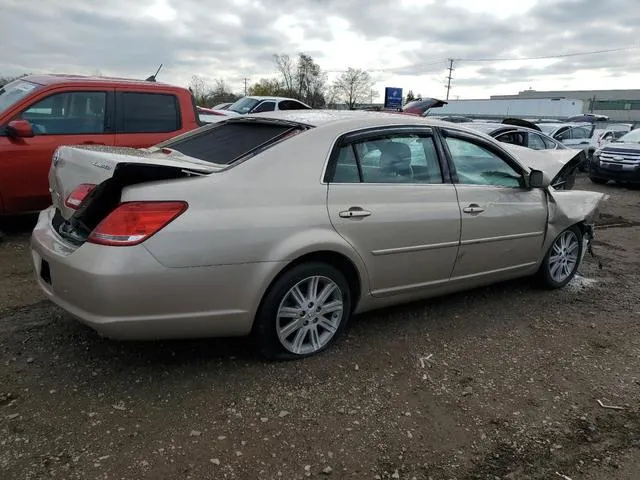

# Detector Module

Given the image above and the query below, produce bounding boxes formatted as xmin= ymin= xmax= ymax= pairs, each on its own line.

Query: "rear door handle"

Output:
xmin=463 ymin=203 xmax=485 ymax=215
xmin=339 ymin=207 xmax=372 ymax=219
xmin=82 ymin=141 xmax=105 ymax=145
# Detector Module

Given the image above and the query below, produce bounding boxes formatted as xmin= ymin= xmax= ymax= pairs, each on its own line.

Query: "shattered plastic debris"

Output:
xmin=567 ymin=275 xmax=597 ymax=293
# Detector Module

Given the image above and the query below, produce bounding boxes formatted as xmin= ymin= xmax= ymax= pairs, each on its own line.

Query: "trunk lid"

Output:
xmin=50 ymin=144 xmax=220 ymax=220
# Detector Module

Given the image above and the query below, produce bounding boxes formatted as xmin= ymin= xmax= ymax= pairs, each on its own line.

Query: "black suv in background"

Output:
xmin=590 ymin=128 xmax=640 ymax=184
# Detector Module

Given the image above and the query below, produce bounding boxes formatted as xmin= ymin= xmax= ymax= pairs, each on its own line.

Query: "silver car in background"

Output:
xmin=31 ymin=111 xmax=605 ymax=359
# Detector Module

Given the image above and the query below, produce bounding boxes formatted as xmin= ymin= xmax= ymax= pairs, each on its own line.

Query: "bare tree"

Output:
xmin=332 ymin=68 xmax=374 ymax=109
xmin=273 ymin=54 xmax=294 ymax=94
xmin=189 ymin=75 xmax=210 ymax=105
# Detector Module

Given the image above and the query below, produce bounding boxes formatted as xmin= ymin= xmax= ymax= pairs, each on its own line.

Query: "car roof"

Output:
xmin=22 ymin=74 xmax=178 ymax=88
xmin=244 ymin=96 xmax=305 ymax=102
xmin=537 ymin=122 xmax=590 ymax=128
xmin=246 ymin=109 xmax=469 ymax=129
xmin=464 ymin=122 xmax=542 ymax=135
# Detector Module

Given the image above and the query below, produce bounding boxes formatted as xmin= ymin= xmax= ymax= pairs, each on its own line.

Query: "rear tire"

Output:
xmin=589 ymin=177 xmax=608 ymax=185
xmin=537 ymin=226 xmax=583 ymax=289
xmin=253 ymin=262 xmax=351 ymax=360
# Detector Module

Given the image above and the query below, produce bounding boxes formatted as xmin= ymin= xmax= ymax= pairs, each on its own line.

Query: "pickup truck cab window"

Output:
xmin=20 ymin=91 xmax=107 ymax=135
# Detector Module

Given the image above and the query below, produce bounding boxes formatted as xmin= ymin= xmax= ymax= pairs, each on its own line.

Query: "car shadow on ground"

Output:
xmin=0 ymin=213 xmax=38 ymax=239
xmin=19 ymin=275 xmax=537 ymax=370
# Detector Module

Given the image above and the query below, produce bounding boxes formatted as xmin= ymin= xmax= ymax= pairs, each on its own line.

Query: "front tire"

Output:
xmin=253 ymin=262 xmax=351 ymax=360
xmin=538 ymin=226 xmax=583 ymax=289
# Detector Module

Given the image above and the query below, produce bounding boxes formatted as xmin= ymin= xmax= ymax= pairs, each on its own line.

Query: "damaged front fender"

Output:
xmin=543 ymin=188 xmax=608 ymax=256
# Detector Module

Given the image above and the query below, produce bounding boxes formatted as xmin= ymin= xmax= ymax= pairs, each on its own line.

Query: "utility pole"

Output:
xmin=243 ymin=77 xmax=249 ymax=96
xmin=445 ymin=58 xmax=455 ymax=100
xmin=370 ymin=89 xmax=375 ymax=105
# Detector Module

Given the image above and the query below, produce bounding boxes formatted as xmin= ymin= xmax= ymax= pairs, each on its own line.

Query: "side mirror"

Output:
xmin=7 ymin=119 xmax=34 ymax=138
xmin=529 ymin=169 xmax=550 ymax=189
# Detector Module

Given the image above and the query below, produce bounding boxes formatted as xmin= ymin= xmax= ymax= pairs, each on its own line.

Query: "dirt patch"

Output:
xmin=1 ymin=174 xmax=639 ymax=479
xmin=467 ymin=409 xmax=640 ymax=479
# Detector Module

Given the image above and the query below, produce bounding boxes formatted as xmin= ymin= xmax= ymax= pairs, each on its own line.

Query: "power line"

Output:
xmin=327 ymin=44 xmax=640 ymax=77
xmin=325 ymin=60 xmax=444 ymax=74
xmin=457 ymin=45 xmax=640 ymax=63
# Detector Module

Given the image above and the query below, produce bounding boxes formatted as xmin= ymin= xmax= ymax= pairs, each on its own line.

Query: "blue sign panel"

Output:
xmin=384 ymin=87 xmax=403 ymax=109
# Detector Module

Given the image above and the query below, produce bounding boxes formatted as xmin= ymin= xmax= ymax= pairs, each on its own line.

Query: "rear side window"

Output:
xmin=278 ymin=100 xmax=310 ymax=110
xmin=121 ymin=92 xmax=179 ymax=133
xmin=330 ymin=132 xmax=444 ymax=184
xmin=162 ymin=122 xmax=302 ymax=165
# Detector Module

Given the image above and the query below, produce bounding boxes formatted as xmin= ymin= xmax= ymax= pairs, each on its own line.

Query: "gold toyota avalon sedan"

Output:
xmin=31 ymin=110 xmax=605 ymax=359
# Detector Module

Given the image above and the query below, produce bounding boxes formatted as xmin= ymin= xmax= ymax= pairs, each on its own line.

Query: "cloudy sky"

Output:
xmin=2 ymin=0 xmax=640 ymax=100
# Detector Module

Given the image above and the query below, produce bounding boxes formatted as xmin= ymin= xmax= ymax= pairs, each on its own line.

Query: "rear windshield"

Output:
xmin=160 ymin=121 xmax=305 ymax=165
xmin=0 ymin=80 xmax=41 ymax=115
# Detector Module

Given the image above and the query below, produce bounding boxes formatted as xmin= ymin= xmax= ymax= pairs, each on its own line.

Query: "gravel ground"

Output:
xmin=1 ymin=174 xmax=639 ymax=480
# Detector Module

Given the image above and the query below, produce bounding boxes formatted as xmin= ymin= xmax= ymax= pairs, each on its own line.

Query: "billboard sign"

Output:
xmin=384 ymin=87 xmax=403 ymax=110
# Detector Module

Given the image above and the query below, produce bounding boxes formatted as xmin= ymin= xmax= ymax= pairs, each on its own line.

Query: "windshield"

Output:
xmin=0 ymin=79 xmax=41 ymax=115
xmin=615 ymin=128 xmax=640 ymax=143
xmin=228 ymin=97 xmax=261 ymax=114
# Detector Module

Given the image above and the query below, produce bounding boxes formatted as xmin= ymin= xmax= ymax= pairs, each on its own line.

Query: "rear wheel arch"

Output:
xmin=262 ymin=250 xmax=363 ymax=313
xmin=252 ymin=250 xmax=364 ymax=336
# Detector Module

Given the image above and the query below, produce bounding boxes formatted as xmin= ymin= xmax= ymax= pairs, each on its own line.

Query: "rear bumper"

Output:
xmin=589 ymin=160 xmax=640 ymax=183
xmin=30 ymin=207 xmax=284 ymax=340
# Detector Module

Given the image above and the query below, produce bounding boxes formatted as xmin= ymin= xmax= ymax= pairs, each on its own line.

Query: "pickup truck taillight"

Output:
xmin=65 ymin=184 xmax=96 ymax=209
xmin=88 ymin=201 xmax=188 ymax=246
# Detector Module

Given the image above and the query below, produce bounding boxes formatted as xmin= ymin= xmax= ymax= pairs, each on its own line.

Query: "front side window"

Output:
xmin=252 ymin=101 xmax=275 ymax=113
xmin=555 ymin=127 xmax=571 ymax=141
xmin=20 ymin=91 xmax=106 ymax=135
xmin=331 ymin=133 xmax=443 ymax=184
xmin=445 ymin=136 xmax=523 ymax=188
xmin=122 ymin=92 xmax=179 ymax=133
xmin=570 ymin=126 xmax=591 ymax=139
xmin=527 ymin=133 xmax=547 ymax=150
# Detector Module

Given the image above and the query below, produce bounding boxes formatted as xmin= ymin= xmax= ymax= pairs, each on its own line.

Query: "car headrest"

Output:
xmin=379 ymin=141 xmax=412 ymax=174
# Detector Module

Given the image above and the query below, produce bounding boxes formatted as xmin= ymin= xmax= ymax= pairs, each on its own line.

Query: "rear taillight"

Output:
xmin=88 ymin=201 xmax=187 ymax=246
xmin=65 ymin=183 xmax=96 ymax=209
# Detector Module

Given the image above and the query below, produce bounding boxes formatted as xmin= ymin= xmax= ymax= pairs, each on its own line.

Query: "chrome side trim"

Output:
xmin=460 ymin=231 xmax=544 ymax=246
xmin=372 ymin=241 xmax=459 ymax=256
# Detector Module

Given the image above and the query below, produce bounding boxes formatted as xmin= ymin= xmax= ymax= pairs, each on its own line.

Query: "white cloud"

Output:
xmin=1 ymin=0 xmax=639 ymax=99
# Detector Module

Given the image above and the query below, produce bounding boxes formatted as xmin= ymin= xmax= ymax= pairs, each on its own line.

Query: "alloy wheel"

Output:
xmin=548 ymin=230 xmax=580 ymax=284
xmin=276 ymin=275 xmax=344 ymax=355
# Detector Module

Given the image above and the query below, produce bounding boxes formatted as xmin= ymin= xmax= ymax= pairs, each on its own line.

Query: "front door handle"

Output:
xmin=339 ymin=207 xmax=372 ymax=219
xmin=463 ymin=203 xmax=485 ymax=215
xmin=82 ymin=141 xmax=105 ymax=145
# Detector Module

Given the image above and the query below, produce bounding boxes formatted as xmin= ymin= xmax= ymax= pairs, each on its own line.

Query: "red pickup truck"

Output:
xmin=0 ymin=74 xmax=202 ymax=215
